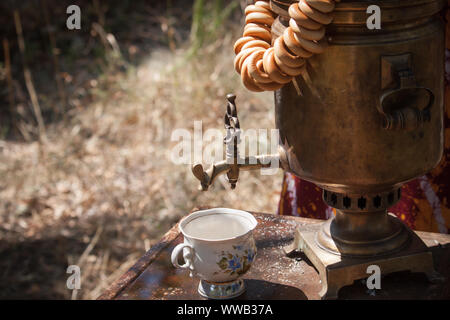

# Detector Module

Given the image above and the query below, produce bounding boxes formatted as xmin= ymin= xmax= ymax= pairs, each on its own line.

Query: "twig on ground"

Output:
xmin=13 ymin=9 xmax=47 ymax=141
xmin=42 ymin=0 xmax=66 ymax=115
xmin=92 ymin=23 xmax=122 ymax=59
xmin=2 ymin=38 xmax=15 ymax=124
xmin=76 ymin=225 xmax=103 ymax=268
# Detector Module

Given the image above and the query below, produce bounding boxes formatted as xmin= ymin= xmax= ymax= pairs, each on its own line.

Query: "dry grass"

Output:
xmin=0 ymin=16 xmax=282 ymax=298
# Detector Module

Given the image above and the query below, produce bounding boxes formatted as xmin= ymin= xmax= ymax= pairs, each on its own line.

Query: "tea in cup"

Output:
xmin=171 ymin=208 xmax=257 ymax=299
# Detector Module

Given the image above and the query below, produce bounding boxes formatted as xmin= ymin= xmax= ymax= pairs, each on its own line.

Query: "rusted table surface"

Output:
xmin=99 ymin=212 xmax=450 ymax=300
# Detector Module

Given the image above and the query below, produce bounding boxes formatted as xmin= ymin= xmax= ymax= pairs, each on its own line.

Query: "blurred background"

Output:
xmin=0 ymin=0 xmax=283 ymax=299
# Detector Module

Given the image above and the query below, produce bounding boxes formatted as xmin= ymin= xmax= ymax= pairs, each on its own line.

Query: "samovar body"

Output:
xmin=272 ymin=0 xmax=445 ymax=257
xmin=273 ymin=0 xmax=444 ymax=194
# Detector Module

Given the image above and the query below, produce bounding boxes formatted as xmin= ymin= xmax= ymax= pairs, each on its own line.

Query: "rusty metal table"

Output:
xmin=99 ymin=212 xmax=450 ymax=300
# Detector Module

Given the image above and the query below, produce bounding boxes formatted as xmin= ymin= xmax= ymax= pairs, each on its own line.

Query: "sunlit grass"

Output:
xmin=0 ymin=0 xmax=282 ymax=299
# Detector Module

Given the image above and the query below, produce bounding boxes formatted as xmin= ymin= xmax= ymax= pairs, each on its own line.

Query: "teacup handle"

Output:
xmin=171 ymin=243 xmax=195 ymax=269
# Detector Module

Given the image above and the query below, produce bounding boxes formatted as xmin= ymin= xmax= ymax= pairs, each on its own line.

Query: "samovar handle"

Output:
xmin=378 ymin=54 xmax=435 ymax=131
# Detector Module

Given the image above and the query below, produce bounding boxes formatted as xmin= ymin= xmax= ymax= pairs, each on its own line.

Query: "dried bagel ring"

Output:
xmin=263 ymin=48 xmax=293 ymax=84
xmin=289 ymin=18 xmax=325 ymax=41
xmin=306 ymin=0 xmax=335 ymax=13
xmin=234 ymin=47 xmax=259 ymax=73
xmin=297 ymin=36 xmax=327 ymax=54
xmin=274 ymin=36 xmax=305 ymax=68
xmin=241 ymin=39 xmax=271 ymax=51
xmin=245 ymin=4 xmax=271 ymax=15
xmin=245 ymin=12 xmax=274 ymax=26
xmin=247 ymin=50 xmax=273 ymax=83
xmin=244 ymin=23 xmax=272 ymax=43
xmin=283 ymin=27 xmax=313 ymax=58
xmin=274 ymin=51 xmax=305 ymax=76
xmin=234 ymin=36 xmax=256 ymax=54
xmin=254 ymin=1 xmax=272 ymax=11
xmin=253 ymin=55 xmax=286 ymax=90
xmin=241 ymin=60 xmax=264 ymax=92
xmin=288 ymin=3 xmax=323 ymax=30
xmin=245 ymin=22 xmax=271 ymax=34
xmin=299 ymin=0 xmax=333 ymax=25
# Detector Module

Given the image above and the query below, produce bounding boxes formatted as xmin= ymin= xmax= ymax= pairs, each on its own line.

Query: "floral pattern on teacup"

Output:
xmin=215 ymin=244 xmax=256 ymax=276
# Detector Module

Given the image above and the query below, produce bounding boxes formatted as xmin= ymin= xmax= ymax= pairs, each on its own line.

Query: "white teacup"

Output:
xmin=171 ymin=208 xmax=257 ymax=299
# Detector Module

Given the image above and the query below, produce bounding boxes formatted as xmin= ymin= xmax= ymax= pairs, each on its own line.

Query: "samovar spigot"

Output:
xmin=192 ymin=94 xmax=283 ymax=191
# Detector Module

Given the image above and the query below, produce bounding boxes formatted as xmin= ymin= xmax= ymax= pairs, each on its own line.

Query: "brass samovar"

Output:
xmin=192 ymin=0 xmax=446 ymax=298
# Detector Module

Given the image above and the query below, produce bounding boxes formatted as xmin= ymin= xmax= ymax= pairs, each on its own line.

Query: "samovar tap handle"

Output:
xmin=224 ymin=94 xmax=241 ymax=189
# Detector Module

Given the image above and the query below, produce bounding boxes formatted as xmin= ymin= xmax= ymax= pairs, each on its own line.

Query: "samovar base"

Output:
xmin=291 ymin=222 xmax=438 ymax=299
xmin=316 ymin=214 xmax=411 ymax=257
